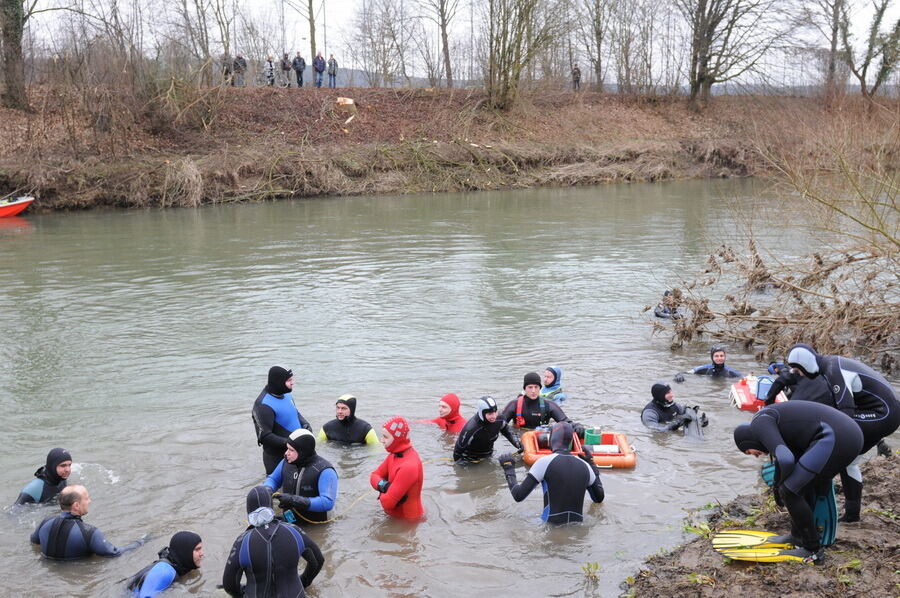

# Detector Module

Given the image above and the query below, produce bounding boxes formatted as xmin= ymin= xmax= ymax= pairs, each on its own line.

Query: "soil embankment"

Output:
xmin=623 ymin=454 xmax=900 ymax=598
xmin=0 ymin=86 xmax=847 ymax=210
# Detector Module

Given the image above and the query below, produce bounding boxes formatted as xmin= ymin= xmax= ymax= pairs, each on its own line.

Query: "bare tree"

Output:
xmin=674 ymin=0 xmax=788 ymax=111
xmin=417 ymin=0 xmax=459 ymax=87
xmin=577 ymin=0 xmax=613 ymax=90
xmin=413 ymin=19 xmax=445 ymax=86
xmin=840 ymin=0 xmax=900 ymax=103
xmin=285 ymin=0 xmax=315 ymax=60
xmin=797 ymin=0 xmax=848 ymax=102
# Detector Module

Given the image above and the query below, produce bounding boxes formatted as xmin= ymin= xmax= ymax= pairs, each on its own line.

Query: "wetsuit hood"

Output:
xmin=549 ymin=422 xmax=574 ymax=453
xmin=39 ymin=448 xmax=72 ymax=486
xmin=266 ymin=366 xmax=293 ymax=396
xmin=787 ymin=343 xmax=820 ymax=377
xmin=336 ymin=394 xmax=357 ymax=423
xmin=383 ymin=416 xmax=412 ymax=453
xmin=542 ymin=367 xmax=562 ymax=391
xmin=164 ymin=531 xmax=201 ymax=576
xmin=733 ymin=424 xmax=767 ymax=453
xmin=710 ymin=346 xmax=726 ymax=371
xmin=287 ymin=428 xmax=317 ymax=465
xmin=523 ymin=372 xmax=542 ymax=389
xmin=476 ymin=396 xmax=498 ymax=422
xmin=651 ymin=382 xmax=672 ymax=408
xmin=245 ymin=486 xmax=275 ymax=527
xmin=439 ymin=393 xmax=462 ymax=425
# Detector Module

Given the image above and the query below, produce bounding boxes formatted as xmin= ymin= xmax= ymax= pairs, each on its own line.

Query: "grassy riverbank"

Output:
xmin=622 ymin=454 xmax=900 ymax=598
xmin=1 ymin=86 xmax=889 ymax=210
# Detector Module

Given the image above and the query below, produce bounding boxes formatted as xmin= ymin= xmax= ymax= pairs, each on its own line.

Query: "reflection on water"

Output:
xmin=1 ymin=181 xmax=896 ymax=597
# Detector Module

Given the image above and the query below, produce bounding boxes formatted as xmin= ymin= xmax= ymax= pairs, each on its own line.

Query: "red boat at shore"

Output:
xmin=0 ymin=196 xmax=35 ymax=218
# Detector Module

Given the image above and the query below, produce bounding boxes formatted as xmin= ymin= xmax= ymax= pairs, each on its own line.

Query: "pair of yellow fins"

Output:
xmin=711 ymin=530 xmax=818 ymax=563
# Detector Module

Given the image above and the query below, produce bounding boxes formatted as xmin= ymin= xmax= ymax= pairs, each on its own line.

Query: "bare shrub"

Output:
xmin=162 ymin=158 xmax=203 ymax=207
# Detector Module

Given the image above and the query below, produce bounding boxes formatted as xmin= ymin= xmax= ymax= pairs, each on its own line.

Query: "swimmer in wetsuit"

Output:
xmin=501 ymin=372 xmax=568 ymax=430
xmin=126 ymin=531 xmax=203 ymax=598
xmin=30 ymin=485 xmax=147 ymax=559
xmin=641 ymin=382 xmax=707 ymax=432
xmin=252 ymin=366 xmax=313 ymax=474
xmin=540 ymin=367 xmax=567 ymax=404
xmin=13 ymin=448 xmax=72 ymax=506
xmin=674 ymin=346 xmax=743 ymax=382
xmin=222 ymin=486 xmax=323 ymax=597
xmin=733 ymin=401 xmax=864 ymax=563
xmin=317 ymin=395 xmax=379 ymax=445
xmin=418 ymin=393 xmax=466 ymax=434
xmin=264 ymin=429 xmax=337 ymax=525
xmin=370 ymin=416 xmax=425 ymax=520
xmin=454 ymin=396 xmax=522 ymax=462
xmin=498 ymin=421 xmax=604 ymax=524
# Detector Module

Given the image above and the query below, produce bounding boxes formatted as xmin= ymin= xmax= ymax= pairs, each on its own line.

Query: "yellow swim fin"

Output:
xmin=711 ymin=530 xmax=793 ymax=550
xmin=717 ymin=546 xmax=823 ymax=564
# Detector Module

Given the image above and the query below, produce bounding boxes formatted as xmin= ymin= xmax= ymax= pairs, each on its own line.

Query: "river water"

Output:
xmin=1 ymin=180 xmax=897 ymax=598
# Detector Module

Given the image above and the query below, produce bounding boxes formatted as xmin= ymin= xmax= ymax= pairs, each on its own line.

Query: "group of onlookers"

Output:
xmin=222 ymin=51 xmax=338 ymax=88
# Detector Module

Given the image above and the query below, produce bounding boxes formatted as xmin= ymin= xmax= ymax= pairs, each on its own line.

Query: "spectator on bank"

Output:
xmin=263 ymin=56 xmax=276 ymax=87
xmin=222 ymin=53 xmax=233 ymax=85
xmin=232 ymin=53 xmax=247 ymax=87
xmin=292 ymin=52 xmax=306 ymax=87
xmin=572 ymin=64 xmax=581 ymax=91
xmin=327 ymin=54 xmax=338 ymax=88
xmin=280 ymin=53 xmax=292 ymax=87
xmin=313 ymin=52 xmax=325 ymax=88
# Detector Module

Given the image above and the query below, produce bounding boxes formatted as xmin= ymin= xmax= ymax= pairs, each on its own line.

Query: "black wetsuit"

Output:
xmin=321 ymin=415 xmax=373 ymax=444
xmin=14 ymin=448 xmax=70 ymax=506
xmin=222 ymin=518 xmax=323 ymax=597
xmin=641 ymin=399 xmax=689 ymax=431
xmin=500 ymin=395 xmax=567 ymax=430
xmin=454 ymin=415 xmax=520 ymax=462
xmin=740 ymin=402 xmax=863 ymax=550
xmin=502 ymin=423 xmax=604 ymax=524
xmin=30 ymin=512 xmax=142 ymax=559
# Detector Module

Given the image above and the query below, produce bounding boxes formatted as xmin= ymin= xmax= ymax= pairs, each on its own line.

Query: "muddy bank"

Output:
xmin=0 ymin=87 xmax=857 ymax=211
xmin=622 ymin=454 xmax=900 ymax=598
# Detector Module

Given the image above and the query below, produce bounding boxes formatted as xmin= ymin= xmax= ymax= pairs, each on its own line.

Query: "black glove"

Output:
xmin=497 ymin=453 xmax=516 ymax=469
xmin=572 ymin=423 xmax=586 ymax=439
xmin=376 ymin=479 xmax=391 ymax=493
xmin=580 ymin=444 xmax=594 ymax=464
xmin=277 ymin=494 xmax=311 ymax=511
xmin=511 ymin=435 xmax=523 ymax=451
xmin=699 ymin=412 xmax=709 ymax=427
xmin=674 ymin=373 xmax=686 ymax=383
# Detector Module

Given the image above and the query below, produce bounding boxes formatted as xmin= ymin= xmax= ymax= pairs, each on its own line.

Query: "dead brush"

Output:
xmin=161 ymin=158 xmax=203 ymax=207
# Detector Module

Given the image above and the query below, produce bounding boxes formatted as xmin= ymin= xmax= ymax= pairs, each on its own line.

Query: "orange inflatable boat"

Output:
xmin=730 ymin=375 xmax=787 ymax=413
xmin=520 ymin=429 xmax=636 ymax=469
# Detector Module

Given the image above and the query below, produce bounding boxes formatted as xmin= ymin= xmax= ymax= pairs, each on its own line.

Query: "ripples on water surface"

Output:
xmin=1 ymin=180 xmax=897 ymax=597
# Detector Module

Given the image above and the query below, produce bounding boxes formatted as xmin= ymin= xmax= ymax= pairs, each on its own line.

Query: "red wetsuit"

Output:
xmin=371 ymin=417 xmax=425 ymax=520
xmin=419 ymin=393 xmax=466 ymax=434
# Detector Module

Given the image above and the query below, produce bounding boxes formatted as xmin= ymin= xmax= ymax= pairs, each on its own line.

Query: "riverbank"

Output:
xmin=622 ymin=454 xmax=900 ymax=598
xmin=0 ymin=86 xmax=886 ymax=211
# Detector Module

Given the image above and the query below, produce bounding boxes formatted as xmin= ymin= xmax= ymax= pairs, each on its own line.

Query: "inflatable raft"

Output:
xmin=0 ymin=196 xmax=34 ymax=218
xmin=520 ymin=429 xmax=636 ymax=469
xmin=730 ymin=375 xmax=787 ymax=413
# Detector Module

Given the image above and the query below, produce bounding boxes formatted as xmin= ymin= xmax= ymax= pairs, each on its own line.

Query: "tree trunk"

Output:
xmin=1 ymin=0 xmax=28 ymax=110
xmin=440 ymin=14 xmax=453 ymax=88
xmin=307 ymin=0 xmax=316 ymax=61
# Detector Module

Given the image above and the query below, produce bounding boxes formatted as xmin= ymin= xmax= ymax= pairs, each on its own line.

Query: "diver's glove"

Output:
xmin=277 ymin=494 xmax=311 ymax=510
xmin=572 ymin=423 xmax=586 ymax=439
xmin=674 ymin=373 xmax=686 ymax=383
xmin=376 ymin=480 xmax=391 ymax=493
xmin=511 ymin=434 xmax=523 ymax=451
xmin=698 ymin=410 xmax=708 ymax=427
xmin=497 ymin=453 xmax=516 ymax=470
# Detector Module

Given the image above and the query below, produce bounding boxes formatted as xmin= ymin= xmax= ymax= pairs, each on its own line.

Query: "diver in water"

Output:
xmin=674 ymin=346 xmax=743 ymax=382
xmin=733 ymin=401 xmax=863 ymax=563
xmin=252 ymin=366 xmax=313 ymax=474
xmin=641 ymin=382 xmax=707 ymax=432
xmin=540 ymin=367 xmax=568 ymax=404
xmin=31 ymin=485 xmax=147 ymax=559
xmin=264 ymin=429 xmax=337 ymax=525
xmin=317 ymin=395 xmax=379 ymax=445
xmin=775 ymin=344 xmax=900 ymax=522
xmin=370 ymin=416 xmax=425 ymax=520
xmin=501 ymin=372 xmax=569 ymax=430
xmin=222 ymin=486 xmax=323 ymax=597
xmin=498 ymin=421 xmax=604 ymax=524
xmin=13 ymin=448 xmax=72 ymax=506
xmin=453 ymin=396 xmax=523 ymax=462
xmin=126 ymin=531 xmax=203 ymax=597
xmin=418 ymin=393 xmax=467 ymax=434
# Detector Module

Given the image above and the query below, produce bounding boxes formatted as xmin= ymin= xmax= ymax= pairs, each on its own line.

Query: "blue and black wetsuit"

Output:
xmin=126 ymin=531 xmax=201 ymax=598
xmin=252 ymin=367 xmax=312 ymax=474
xmin=454 ymin=397 xmax=521 ymax=462
xmin=14 ymin=448 xmax=70 ymax=506
xmin=501 ymin=422 xmax=604 ymax=524
xmin=31 ymin=512 xmax=143 ymax=559
xmin=222 ymin=487 xmax=323 ymax=598
xmin=691 ymin=363 xmax=743 ymax=378
xmin=734 ymin=401 xmax=863 ymax=552
xmin=263 ymin=454 xmax=337 ymax=524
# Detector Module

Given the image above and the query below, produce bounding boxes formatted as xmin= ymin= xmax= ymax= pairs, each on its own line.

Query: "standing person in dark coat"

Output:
xmin=13 ymin=447 xmax=72 ymax=506
xmin=327 ymin=54 xmax=338 ymax=88
xmin=733 ymin=401 xmax=864 ymax=563
xmin=292 ymin=52 xmax=306 ymax=87
xmin=232 ymin=53 xmax=247 ymax=87
xmin=222 ymin=486 xmax=323 ymax=597
xmin=571 ymin=64 xmax=581 ymax=91
xmin=252 ymin=366 xmax=312 ymax=474
xmin=279 ymin=53 xmax=292 ymax=87
xmin=312 ymin=53 xmax=326 ymax=87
